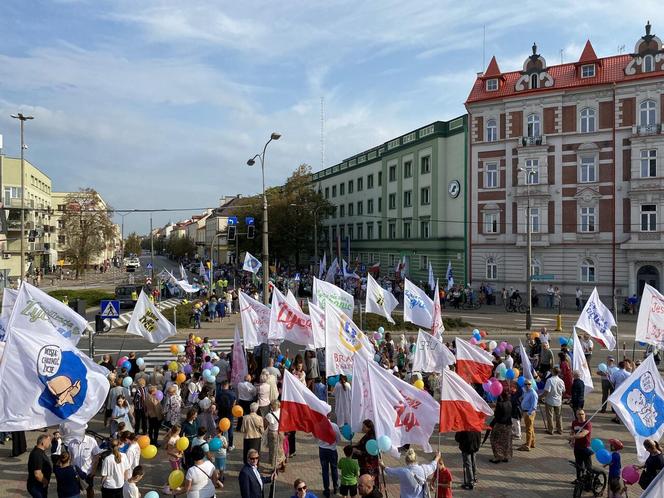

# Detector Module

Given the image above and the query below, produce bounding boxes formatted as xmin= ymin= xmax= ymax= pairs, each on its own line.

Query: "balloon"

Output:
xmin=505 ymin=344 xmax=514 ymax=353
xmin=512 ymin=368 xmax=520 ymax=378
xmin=203 ymin=362 xmax=213 ymax=371
xmin=413 ymin=379 xmax=424 ymax=390
xmin=377 ymin=435 xmax=392 ymax=453
xmin=366 ymin=439 xmax=379 ymax=456
xmin=489 ymin=341 xmax=497 ymax=351
xmin=489 ymin=381 xmax=503 ymax=397
xmin=122 ymin=376 xmax=133 ymax=388
xmin=505 ymin=369 xmax=515 ymax=380
xmin=373 ymin=332 xmax=382 ymax=341
xmin=211 ymin=339 xmax=219 ymax=347
xmin=209 ymin=438 xmax=222 ymax=452
xmin=480 ymin=330 xmax=487 ymax=337
xmin=497 ymin=364 xmax=507 ymax=373
xmin=122 ymin=361 xmax=131 ymax=370
xmin=285 ymin=360 xmax=292 ymax=368
xmin=622 ymin=465 xmax=640 ymax=485
xmin=117 ymin=356 xmax=128 ymax=367
xmin=169 ymin=361 xmax=178 ymax=372
xmin=590 ymin=438 xmax=605 ymax=453
xmin=177 ymin=344 xmax=185 ymax=353
xmin=202 ymin=369 xmax=211 ymax=378
xmin=532 ymin=331 xmax=540 ymax=338
xmin=341 ymin=424 xmax=354 ymax=441
xmin=559 ymin=337 xmax=568 ymax=346
xmin=218 ymin=417 xmax=231 ymax=432
xmin=168 ymin=469 xmax=185 ymax=489
xmin=136 ymin=358 xmax=145 ymax=367
xmin=155 ymin=390 xmax=164 ymax=401
xmin=595 ymin=449 xmax=611 ymax=465
xmin=378 ymin=326 xmax=385 ymax=334
xmin=204 ymin=374 xmax=215 ymax=383
xmin=482 ymin=381 xmax=492 ymax=392
xmin=232 ymin=405 xmax=244 ymax=417
xmin=347 ymin=375 xmax=353 ymax=382
xmin=176 ymin=437 xmax=189 ymax=451
xmin=170 ymin=345 xmax=179 ymax=355
xmin=472 ymin=328 xmax=480 ymax=336
xmin=473 ymin=333 xmax=481 ymax=341
xmin=176 ymin=373 xmax=186 ymax=384
xmin=517 ymin=376 xmax=525 ymax=387
xmin=195 ymin=336 xmax=202 ymax=344
xmin=137 ymin=435 xmax=151 ymax=449
xmin=145 ymin=492 xmax=160 ymax=498
xmin=211 ymin=366 xmax=220 ymax=376
xmin=470 ymin=337 xmax=478 ymax=345
xmin=183 ymin=364 xmax=193 ymax=375
xmin=141 ymin=444 xmax=158 ymax=459
xmin=328 ymin=375 xmax=339 ymax=387
xmin=201 ymin=443 xmax=209 ymax=453
xmin=598 ymin=363 xmax=608 ymax=373
xmin=277 ymin=355 xmax=284 ymax=362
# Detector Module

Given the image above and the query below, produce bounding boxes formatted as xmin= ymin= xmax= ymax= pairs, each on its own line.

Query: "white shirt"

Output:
xmin=101 ymin=453 xmax=130 ymax=489
xmin=265 ymin=409 xmax=280 ymax=432
xmin=186 ymin=460 xmax=216 ymax=498
xmin=543 ymin=376 xmax=565 ymax=407
xmin=251 ymin=464 xmax=263 ymax=489
xmin=317 ymin=422 xmax=341 ymax=450
xmin=126 ymin=442 xmax=141 ymax=471
xmin=237 ymin=381 xmax=257 ymax=401
xmin=540 ymin=332 xmax=550 ymax=346
xmin=503 ymin=356 xmax=514 ymax=370
xmin=122 ymin=481 xmax=140 ymax=498
xmin=68 ymin=435 xmax=102 ymax=475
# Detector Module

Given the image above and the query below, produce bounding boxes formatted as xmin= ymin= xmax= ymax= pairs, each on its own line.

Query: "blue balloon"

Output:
xmin=328 ymin=375 xmax=339 ymax=387
xmin=341 ymin=424 xmax=354 ymax=441
xmin=122 ymin=360 xmax=131 ymax=370
xmin=277 ymin=355 xmax=284 ymax=362
xmin=590 ymin=438 xmax=605 ymax=453
xmin=472 ymin=328 xmax=480 ymax=336
xmin=598 ymin=363 xmax=608 ymax=373
xmin=377 ymin=326 xmax=385 ymax=334
xmin=505 ymin=369 xmax=515 ymax=380
xmin=208 ymin=438 xmax=222 ymax=451
xmin=136 ymin=358 xmax=145 ymax=367
xmin=201 ymin=443 xmax=209 ymax=453
xmin=596 ymin=449 xmax=611 ymax=465
xmin=639 ymin=341 xmax=646 ymax=347
xmin=559 ymin=337 xmax=568 ymax=346
xmin=346 ymin=374 xmax=353 ymax=382
xmin=377 ymin=435 xmax=392 ymax=452
xmin=145 ymin=492 xmax=160 ymax=498
xmin=122 ymin=376 xmax=133 ymax=388
xmin=366 ymin=439 xmax=379 ymax=456
xmin=517 ymin=376 xmax=525 ymax=387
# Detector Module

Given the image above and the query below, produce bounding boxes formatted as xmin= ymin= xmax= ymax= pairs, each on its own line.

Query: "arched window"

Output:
xmin=527 ymin=113 xmax=541 ymax=137
xmin=531 ymin=258 xmax=542 ymax=277
xmin=581 ymin=258 xmax=596 ymax=283
xmin=580 ymin=108 xmax=596 ymax=133
xmin=530 ymin=73 xmax=538 ymax=89
xmin=486 ymin=258 xmax=497 ymax=280
xmin=640 ymin=100 xmax=657 ymax=127
xmin=486 ymin=119 xmax=497 ymax=142
xmin=644 ymin=54 xmax=655 ymax=73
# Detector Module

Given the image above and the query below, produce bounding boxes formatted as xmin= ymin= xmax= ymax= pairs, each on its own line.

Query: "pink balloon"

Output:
xmin=470 ymin=337 xmax=478 ymax=345
xmin=155 ymin=390 xmax=164 ymax=401
xmin=117 ymin=356 xmax=128 ymax=367
xmin=489 ymin=381 xmax=503 ymax=397
xmin=505 ymin=344 xmax=514 ymax=352
xmin=622 ymin=465 xmax=640 ymax=485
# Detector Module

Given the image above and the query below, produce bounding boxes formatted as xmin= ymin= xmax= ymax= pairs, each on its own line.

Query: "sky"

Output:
xmin=0 ymin=1 xmax=661 ymax=234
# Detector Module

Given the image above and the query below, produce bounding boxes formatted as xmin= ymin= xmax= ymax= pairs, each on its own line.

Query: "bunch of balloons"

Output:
xmin=482 ymin=378 xmax=503 ymax=397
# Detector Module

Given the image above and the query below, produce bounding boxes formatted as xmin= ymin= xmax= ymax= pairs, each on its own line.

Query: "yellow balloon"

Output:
xmin=176 ymin=437 xmax=189 ymax=451
xmin=141 ymin=444 xmax=157 ymax=459
xmin=232 ymin=405 xmax=244 ymax=417
xmin=413 ymin=379 xmax=424 ymax=390
xmin=168 ymin=469 xmax=185 ymax=489
xmin=137 ymin=435 xmax=151 ymax=449
xmin=512 ymin=368 xmax=520 ymax=379
xmin=218 ymin=417 xmax=231 ymax=432
xmin=169 ymin=361 xmax=178 ymax=372
xmin=195 ymin=336 xmax=202 ymax=344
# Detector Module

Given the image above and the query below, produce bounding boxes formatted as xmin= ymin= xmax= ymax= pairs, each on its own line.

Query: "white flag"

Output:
xmin=308 ymin=300 xmax=326 ymax=349
xmin=365 ymin=274 xmax=398 ymax=324
xmin=0 ymin=288 xmax=18 ymax=341
xmin=519 ymin=340 xmax=535 ymax=381
xmin=230 ymin=326 xmax=248 ymax=387
xmin=574 ymin=287 xmax=616 ymax=350
xmin=200 ymin=261 xmax=209 ymax=282
xmin=412 ymin=329 xmax=455 ymax=373
xmin=403 ymin=278 xmax=434 ymax=329
xmin=243 ymin=252 xmax=262 ymax=274
xmin=16 ymin=282 xmax=89 ymax=345
xmin=286 ymin=289 xmax=301 ymax=311
xmin=342 ymin=260 xmax=360 ymax=280
xmin=0 ymin=284 xmax=110 ymax=431
xmin=325 ymin=258 xmax=339 ymax=283
xmin=313 ymin=277 xmax=354 ymax=318
xmin=635 ymin=284 xmax=664 ymax=348
xmin=126 ymin=290 xmax=176 ymax=344
xmin=608 ymin=354 xmax=664 ymax=463
xmin=325 ymin=303 xmax=372 ymax=377
xmin=431 ymin=279 xmax=444 ymax=339
xmin=428 ymin=262 xmax=435 ymax=291
xmin=239 ymin=291 xmax=270 ymax=348
xmin=319 ymin=253 xmax=327 ymax=280
xmin=642 ymin=468 xmax=664 ymax=498
xmin=269 ymin=287 xmax=314 ymax=347
xmin=351 ymin=356 xmax=439 ymax=454
xmin=446 ymin=261 xmax=454 ymax=290
xmin=179 ymin=263 xmax=187 ymax=281
xmin=572 ymin=329 xmax=593 ymax=393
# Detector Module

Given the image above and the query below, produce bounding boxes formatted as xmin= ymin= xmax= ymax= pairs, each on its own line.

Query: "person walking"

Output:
xmin=489 ymin=391 xmax=513 ymax=463
xmin=53 ymin=450 xmax=81 ymax=498
xmin=518 ymin=380 xmax=538 ymax=451
xmin=318 ymin=417 xmax=342 ymax=498
xmin=236 ymin=374 xmax=257 ymax=432
xmin=454 ymin=430 xmax=481 ymax=490
xmin=265 ymin=400 xmax=286 ymax=472
xmin=216 ymin=380 xmax=237 ymax=450
xmin=27 ymin=434 xmax=52 ymax=498
xmin=100 ymin=439 xmax=131 ymax=498
xmin=638 ymin=439 xmax=664 ymax=490
xmin=352 ymin=420 xmax=380 ymax=486
xmin=543 ymin=367 xmax=565 ymax=434
xmin=357 ymin=474 xmax=383 ymax=498
xmin=144 ymin=385 xmax=163 ymax=446
xmin=182 ymin=446 xmax=223 ymax=497
xmin=435 ymin=456 xmax=453 ymax=498
xmin=121 ymin=465 xmax=144 ymax=498
xmin=598 ymin=356 xmax=617 ymax=412
xmin=380 ymin=449 xmax=440 ymax=497
xmin=333 ymin=375 xmax=352 ymax=428
xmin=132 ymin=378 xmax=148 ymax=436
xmin=538 ymin=342 xmax=554 ymax=377
xmin=242 ymin=402 xmax=265 ymax=465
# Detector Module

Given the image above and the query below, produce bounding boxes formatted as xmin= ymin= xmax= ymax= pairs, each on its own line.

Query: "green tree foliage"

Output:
xmin=166 ymin=235 xmax=196 ymax=259
xmin=124 ymin=232 xmax=143 ymax=256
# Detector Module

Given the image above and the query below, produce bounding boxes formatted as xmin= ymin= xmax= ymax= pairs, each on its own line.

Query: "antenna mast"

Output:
xmin=320 ymin=96 xmax=325 ymax=170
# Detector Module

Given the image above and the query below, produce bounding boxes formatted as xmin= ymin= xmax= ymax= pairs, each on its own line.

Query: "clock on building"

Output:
xmin=448 ymin=180 xmax=461 ymax=198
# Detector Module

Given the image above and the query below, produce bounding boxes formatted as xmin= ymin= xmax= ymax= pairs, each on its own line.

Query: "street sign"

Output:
xmin=100 ymin=300 xmax=120 ymax=319
xmin=530 ymin=274 xmax=555 ymax=281
xmin=146 ymin=277 xmax=152 ymax=286
xmin=146 ymin=263 xmax=153 ymax=270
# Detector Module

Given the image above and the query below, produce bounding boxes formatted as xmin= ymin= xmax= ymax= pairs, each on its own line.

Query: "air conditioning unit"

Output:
xmin=2 ymin=254 xmax=11 ymax=259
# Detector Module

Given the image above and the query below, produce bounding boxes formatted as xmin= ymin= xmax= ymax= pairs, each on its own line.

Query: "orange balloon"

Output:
xmin=137 ymin=435 xmax=151 ymax=449
xmin=232 ymin=405 xmax=244 ymax=418
xmin=170 ymin=345 xmax=178 ymax=355
xmin=176 ymin=373 xmax=186 ymax=384
xmin=218 ymin=417 xmax=231 ymax=432
xmin=512 ymin=368 xmax=520 ymax=378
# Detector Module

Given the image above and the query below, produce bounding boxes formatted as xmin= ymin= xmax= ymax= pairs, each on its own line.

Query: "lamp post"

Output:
xmin=10 ymin=112 xmax=34 ymax=284
xmin=518 ymin=167 xmax=535 ymax=330
xmin=247 ymin=132 xmax=281 ymax=305
xmin=313 ymin=205 xmax=324 ymax=266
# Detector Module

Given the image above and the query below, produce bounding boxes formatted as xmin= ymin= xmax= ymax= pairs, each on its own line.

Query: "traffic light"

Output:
xmin=247 ymin=224 xmax=255 ymax=239
xmin=95 ymin=314 xmax=105 ymax=333
xmin=227 ymin=225 xmax=236 ymax=241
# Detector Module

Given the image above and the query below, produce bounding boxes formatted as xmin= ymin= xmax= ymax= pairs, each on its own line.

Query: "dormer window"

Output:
xmin=530 ymin=74 xmax=538 ymax=89
xmin=644 ymin=54 xmax=655 ymax=72
xmin=581 ymin=64 xmax=596 ymax=78
xmin=486 ymin=79 xmax=498 ymax=91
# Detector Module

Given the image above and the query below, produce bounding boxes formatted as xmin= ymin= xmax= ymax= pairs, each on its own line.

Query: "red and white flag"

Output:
xmin=455 ymin=337 xmax=494 ymax=384
xmin=351 ymin=356 xmax=439 ymax=454
xmin=280 ymin=370 xmax=336 ymax=444
xmin=439 ymin=367 xmax=493 ymax=432
xmin=431 ymin=279 xmax=444 ymax=339
xmin=269 ymin=287 xmax=314 ymax=348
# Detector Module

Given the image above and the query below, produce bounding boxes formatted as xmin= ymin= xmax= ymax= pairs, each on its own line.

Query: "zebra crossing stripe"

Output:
xmin=141 ymin=338 xmax=235 ymax=366
xmin=87 ymin=298 xmax=182 ymax=330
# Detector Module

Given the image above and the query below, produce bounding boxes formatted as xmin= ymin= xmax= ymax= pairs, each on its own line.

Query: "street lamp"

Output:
xmin=518 ymin=167 xmax=536 ymax=330
xmin=10 ymin=112 xmax=34 ymax=284
xmin=247 ymin=132 xmax=281 ymax=305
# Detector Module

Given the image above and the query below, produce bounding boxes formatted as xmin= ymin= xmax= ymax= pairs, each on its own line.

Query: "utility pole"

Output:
xmin=11 ymin=113 xmax=34 ymax=284
xmin=150 ymin=214 xmax=154 ymax=284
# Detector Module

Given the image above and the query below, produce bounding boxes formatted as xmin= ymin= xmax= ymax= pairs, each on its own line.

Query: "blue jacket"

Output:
xmin=290 ymin=493 xmax=318 ymax=498
xmin=520 ymin=387 xmax=538 ymax=415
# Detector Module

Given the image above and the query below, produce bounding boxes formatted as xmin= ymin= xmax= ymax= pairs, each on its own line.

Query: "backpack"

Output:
xmin=408 ymin=465 xmax=431 ymax=498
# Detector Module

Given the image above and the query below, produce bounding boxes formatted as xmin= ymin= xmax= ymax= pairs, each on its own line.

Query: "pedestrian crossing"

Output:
xmin=140 ymin=336 xmax=235 ymax=369
xmin=87 ymin=298 xmax=182 ymax=331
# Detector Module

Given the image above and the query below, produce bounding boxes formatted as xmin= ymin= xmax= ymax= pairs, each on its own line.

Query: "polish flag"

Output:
xmin=455 ymin=337 xmax=494 ymax=384
xmin=439 ymin=367 xmax=493 ymax=432
xmin=280 ymin=370 xmax=336 ymax=444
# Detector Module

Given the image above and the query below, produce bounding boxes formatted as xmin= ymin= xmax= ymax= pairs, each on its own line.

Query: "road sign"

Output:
xmin=530 ymin=274 xmax=555 ymax=281
xmin=146 ymin=263 xmax=153 ymax=270
xmin=146 ymin=277 xmax=152 ymax=286
xmin=100 ymin=300 xmax=120 ymax=319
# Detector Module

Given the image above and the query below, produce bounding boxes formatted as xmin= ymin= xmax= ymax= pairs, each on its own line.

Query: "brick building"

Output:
xmin=466 ymin=23 xmax=664 ymax=306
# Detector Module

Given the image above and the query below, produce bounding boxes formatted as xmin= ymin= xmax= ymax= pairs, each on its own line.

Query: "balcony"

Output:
xmin=518 ymin=135 xmax=547 ymax=147
xmin=6 ymin=198 xmax=35 ymax=209
xmin=632 ymin=124 xmax=663 ymax=136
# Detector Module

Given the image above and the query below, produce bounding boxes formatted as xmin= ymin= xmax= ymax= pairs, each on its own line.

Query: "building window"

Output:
xmin=356 ymin=223 xmax=363 ymax=240
xmin=403 ymin=190 xmax=412 ymax=208
xmin=580 ymin=207 xmax=596 ymax=232
xmin=641 ymin=149 xmax=657 ymax=177
xmin=388 ymin=221 xmax=396 ymax=239
xmin=420 ymin=187 xmax=431 ymax=205
xmin=525 ymin=159 xmax=539 ymax=184
xmin=531 ymin=258 xmax=542 ymax=276
xmin=367 ymin=174 xmax=374 ymax=189
xmin=644 ymin=54 xmax=655 ymax=73
xmin=5 ymin=187 xmax=22 ymax=199
xmin=367 ymin=199 xmax=374 ymax=214
xmin=378 ymin=171 xmax=382 ymax=186
xmin=640 ymin=100 xmax=657 ymax=126
xmin=486 ymin=257 xmax=497 ymax=279
xmin=530 ymin=207 xmax=540 ymax=233
xmin=332 ymin=185 xmax=337 ymax=197
xmin=339 ymin=205 xmax=345 ymax=217
xmin=484 ymin=212 xmax=498 ymax=233
xmin=378 ymin=197 xmax=382 ymax=212
xmin=331 ymin=226 xmax=337 ymax=241
xmin=530 ymin=73 xmax=538 ymax=89
xmin=389 ymin=165 xmax=397 ymax=182
xmin=486 ymin=119 xmax=497 ymax=142
xmin=581 ymin=64 xmax=596 ymax=78
xmin=367 ymin=222 xmax=374 ymax=240
xmin=348 ymin=180 xmax=354 ymax=193
xmin=420 ymin=219 xmax=430 ymax=238
xmin=403 ymin=220 xmax=411 ymax=238
xmin=580 ymin=108 xmax=596 ymax=133
xmin=420 ymin=156 xmax=431 ymax=174
xmin=580 ymin=157 xmax=597 ymax=183
xmin=581 ymin=258 xmax=596 ymax=282
xmin=357 ymin=201 xmax=363 ymax=215
xmin=485 ymin=163 xmax=498 ymax=188
xmin=388 ymin=193 xmax=396 ymax=210
xmin=377 ymin=222 xmax=382 ymax=239
xmin=486 ymin=79 xmax=498 ymax=91
xmin=419 ymin=254 xmax=429 ymax=270
xmin=348 ymin=203 xmax=353 ymax=216
xmin=348 ymin=224 xmax=353 ymax=240
xmin=324 ymin=187 xmax=329 ymax=199
xmin=339 ymin=183 xmax=345 ymax=196
xmin=527 ymin=113 xmax=541 ymax=137
xmin=641 ymin=204 xmax=657 ymax=231
xmin=403 ymin=161 xmax=412 ymax=178
xmin=339 ymin=225 xmax=345 ymax=240
xmin=357 ymin=177 xmax=363 ymax=191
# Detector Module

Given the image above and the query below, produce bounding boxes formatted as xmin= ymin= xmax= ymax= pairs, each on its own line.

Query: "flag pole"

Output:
xmin=379 ymin=453 xmax=390 ymax=498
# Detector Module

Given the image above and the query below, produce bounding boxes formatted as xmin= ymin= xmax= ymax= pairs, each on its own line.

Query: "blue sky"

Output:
xmin=0 ymin=1 xmax=661 ymax=233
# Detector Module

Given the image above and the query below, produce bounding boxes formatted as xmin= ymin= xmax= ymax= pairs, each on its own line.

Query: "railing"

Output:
xmin=518 ymin=135 xmax=547 ymax=146
xmin=633 ymin=124 xmax=662 ymax=136
xmin=7 ymin=198 xmax=35 ymax=208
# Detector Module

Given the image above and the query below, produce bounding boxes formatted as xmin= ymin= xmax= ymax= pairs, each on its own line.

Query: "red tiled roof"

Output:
xmin=483 ymin=56 xmax=502 ymax=78
xmin=466 ymin=53 xmax=664 ymax=104
xmin=578 ymin=40 xmax=598 ymax=63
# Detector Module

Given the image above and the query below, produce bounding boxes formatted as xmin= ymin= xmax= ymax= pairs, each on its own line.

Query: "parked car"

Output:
xmin=114 ymin=284 xmax=145 ymax=309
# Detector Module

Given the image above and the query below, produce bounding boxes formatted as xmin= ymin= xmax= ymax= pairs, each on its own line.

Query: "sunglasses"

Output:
xmin=249 ymin=457 xmax=259 ymax=461
xmin=297 ymin=486 xmax=307 ymax=491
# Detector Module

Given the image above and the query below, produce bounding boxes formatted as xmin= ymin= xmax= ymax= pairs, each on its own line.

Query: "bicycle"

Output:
xmin=569 ymin=460 xmax=607 ymax=498
xmin=505 ymin=296 xmax=527 ymax=313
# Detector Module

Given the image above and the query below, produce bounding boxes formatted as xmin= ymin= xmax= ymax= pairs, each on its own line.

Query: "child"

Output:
xmin=122 ymin=465 xmax=144 ymax=498
xmin=192 ymin=427 xmax=208 ymax=453
xmin=338 ymin=445 xmax=360 ymax=498
xmin=163 ymin=425 xmax=183 ymax=470
xmin=606 ymin=439 xmax=626 ymax=498
xmin=435 ymin=456 xmax=453 ymax=498
xmin=214 ymin=428 xmax=228 ymax=482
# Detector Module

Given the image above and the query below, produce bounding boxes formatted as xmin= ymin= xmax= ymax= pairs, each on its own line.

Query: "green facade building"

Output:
xmin=311 ymin=115 xmax=468 ymax=284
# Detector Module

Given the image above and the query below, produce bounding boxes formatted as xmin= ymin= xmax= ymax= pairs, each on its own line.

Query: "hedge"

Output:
xmin=47 ymin=289 xmax=115 ymax=308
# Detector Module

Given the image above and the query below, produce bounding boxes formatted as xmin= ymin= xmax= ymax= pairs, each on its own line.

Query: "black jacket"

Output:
xmin=571 ymin=378 xmax=585 ymax=406
xmin=239 ymin=463 xmax=271 ymax=498
xmin=493 ymin=400 xmax=512 ymax=425
xmin=455 ymin=431 xmax=482 ymax=453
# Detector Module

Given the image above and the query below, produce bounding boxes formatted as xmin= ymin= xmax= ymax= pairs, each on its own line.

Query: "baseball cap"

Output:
xmin=609 ymin=439 xmax=624 ymax=451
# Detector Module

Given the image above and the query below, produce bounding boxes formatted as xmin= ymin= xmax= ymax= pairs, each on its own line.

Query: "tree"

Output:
xmin=166 ymin=235 xmax=196 ymax=259
xmin=124 ymin=232 xmax=142 ymax=257
xmin=60 ymin=188 xmax=116 ymax=277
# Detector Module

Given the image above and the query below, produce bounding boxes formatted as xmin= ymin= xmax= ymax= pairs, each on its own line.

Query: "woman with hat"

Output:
xmin=605 ymin=439 xmax=626 ymax=497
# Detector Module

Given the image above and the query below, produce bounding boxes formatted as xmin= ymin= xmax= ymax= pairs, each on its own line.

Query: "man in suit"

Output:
xmin=239 ymin=448 xmax=274 ymax=498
